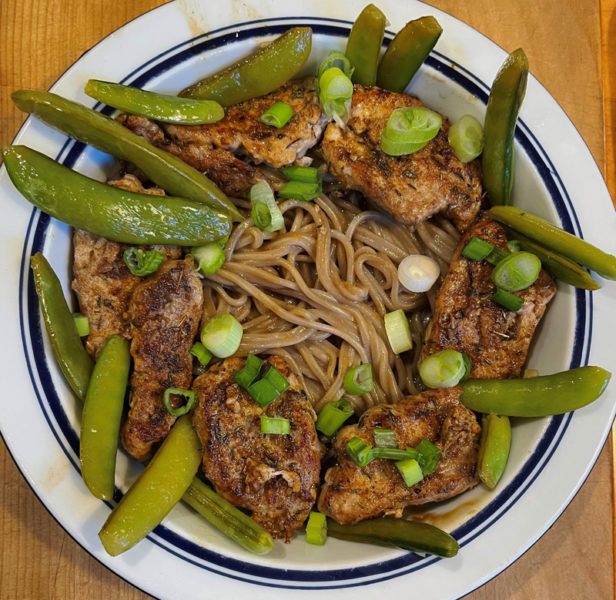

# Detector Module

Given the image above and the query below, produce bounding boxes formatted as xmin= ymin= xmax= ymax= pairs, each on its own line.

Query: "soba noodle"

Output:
xmin=202 ymin=187 xmax=459 ymax=414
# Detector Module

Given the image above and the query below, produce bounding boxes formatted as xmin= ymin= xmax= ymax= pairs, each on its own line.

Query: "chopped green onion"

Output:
xmin=419 ymin=349 xmax=469 ymax=388
xmin=506 ymin=240 xmax=522 ymax=253
xmin=384 ymin=309 xmax=413 ymax=354
xmin=492 ymin=251 xmax=541 ymax=291
xmin=190 ymin=342 xmax=212 ymax=366
xmin=380 ymin=107 xmax=442 ymax=156
xmin=462 ymin=236 xmax=495 ymax=261
xmin=492 ymin=288 xmax=524 ymax=311
xmin=316 ymin=399 xmax=354 ymax=436
xmin=260 ymin=415 xmax=290 ymax=434
xmin=448 ymin=114 xmax=484 ymax=162
xmin=260 ymin=101 xmax=294 ymax=128
xmin=249 ymin=181 xmax=284 ymax=232
xmin=123 ymin=247 xmax=164 ymax=276
xmin=305 ymin=511 xmax=328 ymax=545
xmin=346 ymin=436 xmax=375 ymax=467
xmin=416 ymin=439 xmax=441 ymax=475
xmin=73 ymin=314 xmax=90 ymax=337
xmin=317 ymin=50 xmax=354 ymax=81
xmin=318 ymin=66 xmax=353 ymax=127
xmin=398 ymin=254 xmax=440 ymax=293
xmin=201 ymin=313 xmax=243 ymax=358
xmin=395 ymin=457 xmax=424 ymax=487
xmin=485 ymin=246 xmax=510 ymax=266
xmin=262 ymin=366 xmax=290 ymax=395
xmin=280 ymin=165 xmax=322 ymax=184
xmin=251 ymin=201 xmax=272 ymax=230
xmin=234 ymin=353 xmax=264 ymax=389
xmin=191 ymin=242 xmax=225 ymax=275
xmin=373 ymin=428 xmax=398 ymax=448
xmin=278 ymin=180 xmax=322 ymax=201
xmin=461 ymin=352 xmax=472 ymax=381
xmin=372 ymin=447 xmax=417 ymax=461
xmin=343 ymin=363 xmax=374 ymax=395
xmin=163 ymin=387 xmax=195 ymax=417
xmin=247 ymin=379 xmax=280 ymax=407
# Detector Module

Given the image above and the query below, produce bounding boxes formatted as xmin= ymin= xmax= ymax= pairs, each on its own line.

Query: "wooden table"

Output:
xmin=1 ymin=1 xmax=614 ymax=598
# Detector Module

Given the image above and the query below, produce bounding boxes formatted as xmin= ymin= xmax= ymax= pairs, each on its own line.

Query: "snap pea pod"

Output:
xmin=183 ymin=478 xmax=273 ymax=555
xmin=80 ymin=335 xmax=130 ymax=501
xmin=3 ymin=145 xmax=230 ymax=246
xmin=503 ymin=227 xmax=600 ymax=290
xmin=99 ymin=415 xmax=202 ymax=556
xmin=482 ymin=49 xmax=528 ymax=206
xmin=11 ymin=89 xmax=242 ymax=221
xmin=477 ymin=414 xmax=511 ymax=489
xmin=459 ymin=366 xmax=611 ymax=417
xmin=30 ymin=253 xmax=93 ymax=400
xmin=180 ymin=27 xmax=312 ymax=106
xmin=84 ymin=79 xmax=225 ymax=125
xmin=376 ymin=16 xmax=443 ymax=93
xmin=345 ymin=4 xmax=386 ymax=87
xmin=327 ymin=517 xmax=458 ymax=558
xmin=490 ymin=205 xmax=616 ymax=280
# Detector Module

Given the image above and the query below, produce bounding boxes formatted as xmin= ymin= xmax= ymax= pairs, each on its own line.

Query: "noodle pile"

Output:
xmin=202 ymin=188 xmax=460 ymax=414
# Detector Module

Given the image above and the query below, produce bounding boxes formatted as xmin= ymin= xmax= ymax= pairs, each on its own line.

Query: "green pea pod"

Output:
xmin=503 ymin=227 xmax=600 ymax=290
xmin=327 ymin=517 xmax=458 ymax=558
xmin=84 ymin=79 xmax=225 ymax=125
xmin=477 ymin=414 xmax=511 ymax=489
xmin=460 ymin=366 xmax=611 ymax=417
xmin=99 ymin=415 xmax=202 ymax=556
xmin=182 ymin=478 xmax=274 ymax=555
xmin=490 ymin=205 xmax=616 ymax=280
xmin=376 ymin=16 xmax=443 ymax=93
xmin=345 ymin=4 xmax=386 ymax=87
xmin=11 ymin=89 xmax=242 ymax=221
xmin=30 ymin=253 xmax=93 ymax=400
xmin=482 ymin=49 xmax=528 ymax=206
xmin=3 ymin=145 xmax=230 ymax=246
xmin=180 ymin=27 xmax=312 ymax=106
xmin=80 ymin=335 xmax=130 ymax=501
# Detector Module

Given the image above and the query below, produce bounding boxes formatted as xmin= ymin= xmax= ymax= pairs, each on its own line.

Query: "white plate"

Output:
xmin=1 ymin=1 xmax=615 ymax=599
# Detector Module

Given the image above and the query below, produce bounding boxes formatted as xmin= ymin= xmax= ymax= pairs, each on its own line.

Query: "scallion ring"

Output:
xmin=262 ymin=366 xmax=290 ymax=395
xmin=317 ymin=50 xmax=354 ymax=81
xmin=260 ymin=101 xmax=294 ymax=128
xmin=280 ymin=165 xmax=321 ymax=184
xmin=249 ymin=181 xmax=284 ymax=232
xmin=190 ymin=341 xmax=212 ymax=366
xmin=419 ymin=349 xmax=469 ymax=389
xmin=384 ymin=309 xmax=413 ymax=354
xmin=260 ymin=415 xmax=290 ymax=435
xmin=398 ymin=254 xmax=440 ymax=293
xmin=380 ymin=107 xmax=442 ymax=156
xmin=346 ymin=436 xmax=375 ymax=468
xmin=163 ymin=387 xmax=195 ymax=417
xmin=247 ymin=379 xmax=280 ymax=407
xmin=305 ymin=511 xmax=328 ymax=545
xmin=416 ymin=439 xmax=441 ymax=475
xmin=200 ymin=313 xmax=243 ymax=358
xmin=316 ymin=399 xmax=354 ymax=436
xmin=448 ymin=114 xmax=484 ymax=162
xmin=373 ymin=428 xmax=398 ymax=449
xmin=372 ymin=447 xmax=417 ymax=461
xmin=395 ymin=457 xmax=424 ymax=487
xmin=492 ymin=288 xmax=524 ymax=311
xmin=191 ymin=242 xmax=225 ymax=275
xmin=123 ymin=247 xmax=165 ymax=276
xmin=318 ymin=66 xmax=353 ymax=127
xmin=73 ymin=314 xmax=90 ymax=337
xmin=234 ymin=353 xmax=264 ymax=389
xmin=278 ymin=180 xmax=322 ymax=202
xmin=462 ymin=236 xmax=495 ymax=261
xmin=343 ymin=363 xmax=374 ymax=395
xmin=491 ymin=251 xmax=541 ymax=291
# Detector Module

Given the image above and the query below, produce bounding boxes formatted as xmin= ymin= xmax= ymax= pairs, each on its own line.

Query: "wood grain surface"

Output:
xmin=0 ymin=1 xmax=613 ymax=599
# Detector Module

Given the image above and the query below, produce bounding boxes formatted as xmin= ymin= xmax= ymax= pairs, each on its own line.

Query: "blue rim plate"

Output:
xmin=1 ymin=1 xmax=615 ymax=599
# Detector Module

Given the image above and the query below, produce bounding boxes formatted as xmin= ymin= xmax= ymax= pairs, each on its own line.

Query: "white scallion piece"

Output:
xmin=398 ymin=254 xmax=440 ymax=293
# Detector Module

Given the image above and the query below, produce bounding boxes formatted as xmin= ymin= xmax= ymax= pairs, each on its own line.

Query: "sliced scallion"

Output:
xmin=506 ymin=240 xmax=522 ymax=253
xmin=395 ymin=457 xmax=424 ymax=487
xmin=419 ymin=349 xmax=469 ymax=389
xmin=318 ymin=66 xmax=353 ymax=127
xmin=397 ymin=254 xmax=440 ymax=293
xmin=373 ymin=428 xmax=398 ymax=449
xmin=190 ymin=341 xmax=212 ymax=366
xmin=251 ymin=201 xmax=272 ymax=230
xmin=192 ymin=242 xmax=225 ymax=275
xmin=260 ymin=415 xmax=290 ymax=434
xmin=163 ymin=387 xmax=195 ymax=417
xmin=317 ymin=50 xmax=354 ymax=81
xmin=248 ymin=379 xmax=280 ymax=407
xmin=249 ymin=181 xmax=284 ymax=232
xmin=491 ymin=251 xmax=541 ymax=291
xmin=372 ymin=447 xmax=417 ymax=461
xmin=380 ymin=107 xmax=442 ymax=156
xmin=278 ymin=180 xmax=322 ymax=202
xmin=123 ymin=247 xmax=165 ymax=276
xmin=260 ymin=101 xmax=294 ymax=128
xmin=73 ymin=314 xmax=90 ymax=337
xmin=316 ymin=399 xmax=354 ymax=436
xmin=462 ymin=236 xmax=494 ymax=261
xmin=492 ymin=288 xmax=524 ymax=311
xmin=384 ymin=309 xmax=413 ymax=354
xmin=343 ymin=363 xmax=374 ymax=395
xmin=234 ymin=353 xmax=264 ymax=389
xmin=416 ymin=439 xmax=441 ymax=475
xmin=346 ymin=436 xmax=375 ymax=468
xmin=201 ymin=313 xmax=243 ymax=358
xmin=486 ymin=246 xmax=510 ymax=266
xmin=448 ymin=114 xmax=484 ymax=162
xmin=305 ymin=511 xmax=328 ymax=545
xmin=262 ymin=366 xmax=290 ymax=395
xmin=280 ymin=165 xmax=321 ymax=183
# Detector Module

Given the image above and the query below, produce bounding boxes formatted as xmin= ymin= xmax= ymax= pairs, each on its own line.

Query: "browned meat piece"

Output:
xmin=321 ymin=85 xmax=483 ymax=231
xmin=71 ymin=175 xmax=180 ymax=357
xmin=192 ymin=356 xmax=323 ymax=541
xmin=121 ymin=77 xmax=329 ymax=176
xmin=420 ymin=217 xmax=557 ymax=379
xmin=121 ymin=258 xmax=203 ymax=461
xmin=119 ymin=114 xmax=263 ymax=196
xmin=318 ymin=387 xmax=480 ymax=524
